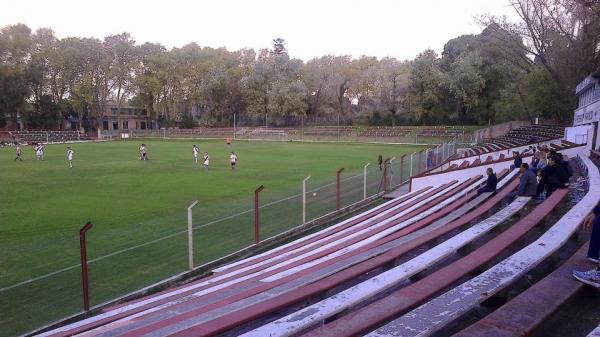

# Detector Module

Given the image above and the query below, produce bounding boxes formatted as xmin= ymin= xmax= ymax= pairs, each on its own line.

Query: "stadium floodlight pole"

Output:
xmin=363 ymin=163 xmax=370 ymax=200
xmin=336 ymin=168 xmax=345 ymax=210
xmin=79 ymin=222 xmax=93 ymax=312
xmin=187 ymin=200 xmax=199 ymax=271
xmin=254 ymin=185 xmax=265 ymax=244
xmin=302 ymin=176 xmax=311 ymax=224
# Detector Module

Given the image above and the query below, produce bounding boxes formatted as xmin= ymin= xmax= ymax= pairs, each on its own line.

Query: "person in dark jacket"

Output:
xmin=537 ymin=155 xmax=569 ymax=198
xmin=572 ymin=204 xmax=600 ymax=287
xmin=512 ymin=151 xmax=522 ymax=171
xmin=477 ymin=168 xmax=497 ymax=195
xmin=506 ymin=163 xmax=537 ymax=202
xmin=378 ymin=155 xmax=383 ymax=171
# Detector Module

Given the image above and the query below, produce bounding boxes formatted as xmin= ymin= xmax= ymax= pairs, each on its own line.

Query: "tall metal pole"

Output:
xmin=233 ymin=113 xmax=236 ymax=140
xmin=302 ymin=176 xmax=311 ymax=224
xmin=254 ymin=185 xmax=264 ymax=244
xmin=336 ymin=168 xmax=345 ymax=210
xmin=363 ymin=163 xmax=371 ymax=199
xmin=79 ymin=222 xmax=93 ymax=312
xmin=187 ymin=200 xmax=199 ymax=271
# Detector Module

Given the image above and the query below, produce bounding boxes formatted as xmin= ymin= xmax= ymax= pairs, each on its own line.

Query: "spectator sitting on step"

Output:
xmin=573 ymin=204 xmax=600 ymax=287
xmin=477 ymin=168 xmax=497 ymax=195
xmin=506 ymin=163 xmax=537 ymax=202
xmin=536 ymin=155 xmax=569 ymax=199
xmin=511 ymin=151 xmax=522 ymax=171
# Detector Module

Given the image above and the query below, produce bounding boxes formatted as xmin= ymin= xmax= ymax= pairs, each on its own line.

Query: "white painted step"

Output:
xmin=365 ymin=154 xmax=599 ymax=337
xmin=240 ymin=197 xmax=530 ymax=337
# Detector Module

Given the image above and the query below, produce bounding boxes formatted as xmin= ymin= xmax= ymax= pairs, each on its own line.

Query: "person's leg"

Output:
xmin=505 ymin=191 xmax=517 ymax=204
xmin=546 ymin=183 xmax=556 ymax=197
xmin=588 ymin=218 xmax=600 ymax=261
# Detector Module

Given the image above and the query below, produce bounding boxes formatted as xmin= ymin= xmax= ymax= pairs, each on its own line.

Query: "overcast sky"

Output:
xmin=0 ymin=0 xmax=518 ymax=61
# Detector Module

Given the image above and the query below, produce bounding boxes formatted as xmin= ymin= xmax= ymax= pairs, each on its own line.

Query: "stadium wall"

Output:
xmin=473 ymin=120 xmax=530 ymax=143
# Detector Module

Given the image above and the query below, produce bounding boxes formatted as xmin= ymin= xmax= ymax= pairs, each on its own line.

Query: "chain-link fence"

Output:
xmin=0 ymin=140 xmax=458 ymax=337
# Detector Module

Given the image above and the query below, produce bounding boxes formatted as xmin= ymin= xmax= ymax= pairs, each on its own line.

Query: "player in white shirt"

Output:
xmin=139 ymin=144 xmax=148 ymax=161
xmin=192 ymin=145 xmax=199 ymax=165
xmin=14 ymin=144 xmax=22 ymax=161
xmin=66 ymin=146 xmax=74 ymax=168
xmin=203 ymin=152 xmax=210 ymax=171
xmin=35 ymin=144 xmax=44 ymax=160
xmin=230 ymin=151 xmax=238 ymax=170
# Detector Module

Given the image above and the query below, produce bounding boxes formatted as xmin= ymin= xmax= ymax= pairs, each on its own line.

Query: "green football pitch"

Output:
xmin=0 ymin=139 xmax=426 ymax=336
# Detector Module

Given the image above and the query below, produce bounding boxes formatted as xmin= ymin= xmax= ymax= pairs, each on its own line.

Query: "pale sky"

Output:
xmin=0 ymin=0 xmax=518 ymax=61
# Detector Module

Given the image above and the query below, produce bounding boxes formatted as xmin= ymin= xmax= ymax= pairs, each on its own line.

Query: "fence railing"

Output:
xmin=102 ymin=126 xmax=474 ymax=145
xmin=3 ymin=139 xmax=458 ymax=337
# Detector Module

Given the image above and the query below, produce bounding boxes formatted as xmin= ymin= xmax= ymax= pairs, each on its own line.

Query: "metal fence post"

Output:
xmin=254 ymin=185 xmax=264 ymax=244
xmin=302 ymin=176 xmax=311 ymax=224
xmin=389 ymin=157 xmax=396 ymax=187
xmin=79 ymin=222 xmax=93 ymax=312
xmin=187 ymin=200 xmax=199 ymax=271
xmin=363 ymin=163 xmax=370 ymax=199
xmin=336 ymin=168 xmax=345 ymax=210
xmin=410 ymin=152 xmax=414 ymax=177
xmin=400 ymin=154 xmax=406 ymax=183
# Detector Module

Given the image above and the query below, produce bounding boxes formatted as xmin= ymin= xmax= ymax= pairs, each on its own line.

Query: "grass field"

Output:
xmin=0 ymin=139 xmax=426 ymax=336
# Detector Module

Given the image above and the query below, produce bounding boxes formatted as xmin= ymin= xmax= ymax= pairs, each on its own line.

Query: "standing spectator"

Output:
xmin=477 ymin=168 xmax=497 ymax=195
xmin=573 ymin=204 xmax=600 ymax=287
xmin=378 ymin=155 xmax=383 ymax=171
xmin=14 ymin=144 xmax=22 ymax=161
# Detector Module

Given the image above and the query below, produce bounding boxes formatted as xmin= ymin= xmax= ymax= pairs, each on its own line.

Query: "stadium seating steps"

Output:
xmin=9 ymin=130 xmax=91 ymax=143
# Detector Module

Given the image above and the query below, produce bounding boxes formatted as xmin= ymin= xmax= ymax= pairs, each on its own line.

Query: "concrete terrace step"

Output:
xmin=303 ymin=189 xmax=567 ymax=337
xmin=363 ymin=155 xmax=599 ymax=337
xmin=452 ymin=242 xmax=590 ymax=337
xmin=241 ymin=198 xmax=530 ymax=337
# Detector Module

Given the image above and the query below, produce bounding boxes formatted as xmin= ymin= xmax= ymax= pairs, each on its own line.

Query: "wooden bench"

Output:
xmin=453 ymin=243 xmax=590 ymax=337
xmin=305 ymin=189 xmax=567 ymax=337
xmin=363 ymin=155 xmax=599 ymax=337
